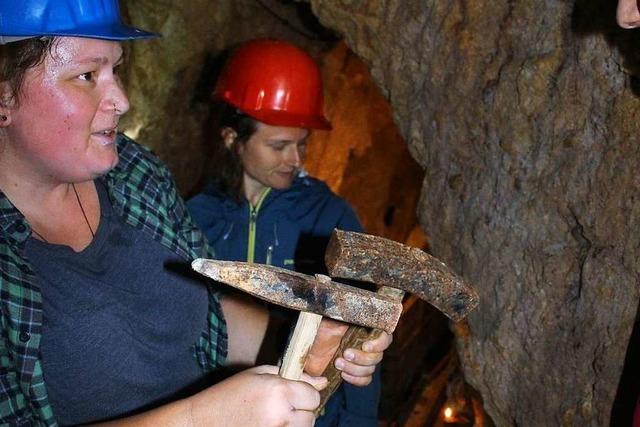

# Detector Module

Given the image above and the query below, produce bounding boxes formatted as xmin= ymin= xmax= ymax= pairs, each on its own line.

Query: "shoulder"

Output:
xmin=290 ymin=175 xmax=334 ymax=200
xmin=107 ymin=134 xmax=179 ymax=205
xmin=286 ymin=176 xmax=362 ymax=232
xmin=187 ymin=183 xmax=238 ymax=216
xmin=112 ymin=134 xmax=170 ymax=181
xmin=289 ymin=176 xmax=350 ymax=210
xmin=187 ymin=192 xmax=225 ymax=227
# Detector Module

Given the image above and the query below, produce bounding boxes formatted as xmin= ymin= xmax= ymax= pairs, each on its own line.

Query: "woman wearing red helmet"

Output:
xmin=0 ymin=2 xmax=389 ymax=425
xmin=188 ymin=39 xmax=385 ymax=426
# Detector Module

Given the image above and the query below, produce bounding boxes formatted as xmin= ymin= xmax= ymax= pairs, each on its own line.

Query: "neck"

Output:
xmin=0 ymin=175 xmax=99 ymax=252
xmin=243 ymin=177 xmax=269 ymax=207
xmin=0 ymin=137 xmax=99 ymax=252
xmin=0 ymin=140 xmax=66 ymax=201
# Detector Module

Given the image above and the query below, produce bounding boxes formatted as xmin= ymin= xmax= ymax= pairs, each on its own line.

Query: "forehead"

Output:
xmin=45 ymin=37 xmax=124 ymax=66
xmin=253 ymin=122 xmax=310 ymax=141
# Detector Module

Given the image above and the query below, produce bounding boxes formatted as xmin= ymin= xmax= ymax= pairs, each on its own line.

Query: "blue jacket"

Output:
xmin=188 ymin=174 xmax=380 ymax=426
xmin=187 ymin=175 xmax=362 ymax=273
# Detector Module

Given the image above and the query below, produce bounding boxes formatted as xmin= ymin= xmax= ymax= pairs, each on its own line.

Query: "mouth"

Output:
xmin=91 ymin=127 xmax=118 ymax=145
xmin=277 ymin=170 xmax=296 ymax=178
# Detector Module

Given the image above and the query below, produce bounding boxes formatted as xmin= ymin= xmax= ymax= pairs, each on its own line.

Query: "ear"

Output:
xmin=0 ymin=82 xmax=14 ymax=128
xmin=220 ymin=127 xmax=238 ymax=150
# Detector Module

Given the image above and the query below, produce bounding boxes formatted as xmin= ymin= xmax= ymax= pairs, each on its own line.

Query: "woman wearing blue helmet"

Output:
xmin=0 ymin=1 xmax=391 ymax=425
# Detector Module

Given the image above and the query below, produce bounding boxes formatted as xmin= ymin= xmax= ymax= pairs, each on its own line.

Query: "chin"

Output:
xmin=271 ymin=180 xmax=294 ymax=191
xmin=89 ymin=155 xmax=119 ymax=178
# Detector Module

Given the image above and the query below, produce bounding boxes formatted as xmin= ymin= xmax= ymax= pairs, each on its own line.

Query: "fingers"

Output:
xmin=250 ymin=364 xmax=280 ymax=375
xmin=335 ymin=352 xmax=378 ymax=387
xmin=251 ymin=365 xmax=328 ymax=391
xmin=333 ymin=331 xmax=393 ymax=387
xmin=339 ymin=331 xmax=392 ymax=367
xmin=363 ymin=331 xmax=393 ymax=353
xmin=286 ymin=380 xmax=321 ymax=412
xmin=251 ymin=365 xmax=326 ymax=408
xmin=335 ymin=352 xmax=377 ymax=375
xmin=340 ymin=371 xmax=373 ymax=387
xmin=305 ymin=318 xmax=349 ymax=375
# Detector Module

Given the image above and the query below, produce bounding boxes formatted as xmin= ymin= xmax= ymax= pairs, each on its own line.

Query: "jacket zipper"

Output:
xmin=246 ymin=188 xmax=271 ymax=263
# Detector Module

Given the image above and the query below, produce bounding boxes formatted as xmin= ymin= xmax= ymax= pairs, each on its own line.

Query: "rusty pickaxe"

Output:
xmin=191 ymin=229 xmax=478 ymax=405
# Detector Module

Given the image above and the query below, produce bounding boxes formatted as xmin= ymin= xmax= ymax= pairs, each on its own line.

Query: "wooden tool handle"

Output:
xmin=315 ymin=325 xmax=381 ymax=415
xmin=279 ymin=311 xmax=323 ymax=380
xmin=315 ymin=286 xmax=405 ymax=415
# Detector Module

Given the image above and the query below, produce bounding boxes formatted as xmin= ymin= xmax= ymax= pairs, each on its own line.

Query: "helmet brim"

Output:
xmin=1 ymin=23 xmax=160 ymax=44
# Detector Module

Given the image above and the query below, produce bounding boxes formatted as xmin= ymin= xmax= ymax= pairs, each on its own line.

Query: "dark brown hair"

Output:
xmin=206 ymin=101 xmax=259 ymax=201
xmin=0 ymin=37 xmax=54 ymax=107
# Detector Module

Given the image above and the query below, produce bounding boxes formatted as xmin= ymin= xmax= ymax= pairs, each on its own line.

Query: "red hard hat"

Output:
xmin=214 ymin=39 xmax=331 ymax=130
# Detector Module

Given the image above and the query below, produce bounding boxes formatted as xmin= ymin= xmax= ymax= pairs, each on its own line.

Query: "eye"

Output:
xmin=77 ymin=71 xmax=95 ymax=82
xmin=270 ymin=142 xmax=286 ymax=151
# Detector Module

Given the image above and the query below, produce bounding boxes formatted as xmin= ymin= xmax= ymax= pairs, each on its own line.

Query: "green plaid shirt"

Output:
xmin=0 ymin=135 xmax=228 ymax=426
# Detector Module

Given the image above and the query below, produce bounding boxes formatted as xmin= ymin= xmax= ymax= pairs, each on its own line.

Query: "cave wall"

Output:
xmin=305 ymin=0 xmax=640 ymax=426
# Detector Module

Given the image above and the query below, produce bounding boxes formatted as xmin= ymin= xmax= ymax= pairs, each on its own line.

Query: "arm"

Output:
xmin=93 ymin=366 xmax=327 ymax=427
xmin=218 ymin=291 xmax=269 ymax=366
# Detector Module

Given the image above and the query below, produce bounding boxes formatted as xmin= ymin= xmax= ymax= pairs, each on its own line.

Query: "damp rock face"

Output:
xmin=307 ymin=1 xmax=640 ymax=426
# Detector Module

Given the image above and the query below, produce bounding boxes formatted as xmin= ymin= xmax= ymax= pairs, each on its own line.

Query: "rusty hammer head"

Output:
xmin=325 ymin=229 xmax=478 ymax=322
xmin=191 ymin=259 xmax=404 ymax=333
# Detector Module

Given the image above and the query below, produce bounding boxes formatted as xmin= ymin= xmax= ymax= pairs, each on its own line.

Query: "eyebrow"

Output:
xmin=76 ymin=52 xmax=124 ymax=66
xmin=268 ymin=136 xmax=309 ymax=144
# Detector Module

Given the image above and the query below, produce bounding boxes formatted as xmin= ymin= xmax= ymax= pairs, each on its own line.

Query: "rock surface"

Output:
xmin=308 ymin=1 xmax=640 ymax=426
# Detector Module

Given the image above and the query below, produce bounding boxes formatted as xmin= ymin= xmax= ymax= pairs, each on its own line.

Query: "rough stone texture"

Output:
xmin=307 ymin=1 xmax=640 ymax=426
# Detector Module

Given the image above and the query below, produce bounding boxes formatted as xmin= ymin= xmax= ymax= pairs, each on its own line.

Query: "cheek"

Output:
xmin=23 ymin=90 xmax=69 ymax=128
xmin=242 ymin=148 xmax=279 ymax=172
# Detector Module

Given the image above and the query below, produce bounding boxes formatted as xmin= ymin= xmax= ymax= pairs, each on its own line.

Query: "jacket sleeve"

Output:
xmin=0 ymin=335 xmax=35 ymax=424
xmin=334 ymin=201 xmax=364 ymax=233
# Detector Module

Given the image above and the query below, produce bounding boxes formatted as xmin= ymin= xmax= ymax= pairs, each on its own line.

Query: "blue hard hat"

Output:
xmin=0 ymin=0 xmax=159 ymax=44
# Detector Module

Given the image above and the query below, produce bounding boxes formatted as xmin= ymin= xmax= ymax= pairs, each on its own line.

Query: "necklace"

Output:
xmin=30 ymin=183 xmax=95 ymax=243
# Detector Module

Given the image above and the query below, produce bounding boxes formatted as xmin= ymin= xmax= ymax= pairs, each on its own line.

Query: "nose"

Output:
xmin=285 ymin=145 xmax=302 ymax=168
xmin=102 ymin=77 xmax=131 ymax=116
xmin=617 ymin=0 xmax=640 ymax=28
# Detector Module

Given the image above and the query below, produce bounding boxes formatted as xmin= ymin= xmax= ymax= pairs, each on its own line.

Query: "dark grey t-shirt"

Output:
xmin=26 ymin=181 xmax=210 ymax=425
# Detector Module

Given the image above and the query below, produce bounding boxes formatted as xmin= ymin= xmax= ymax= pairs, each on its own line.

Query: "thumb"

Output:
xmin=299 ymin=373 xmax=329 ymax=391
